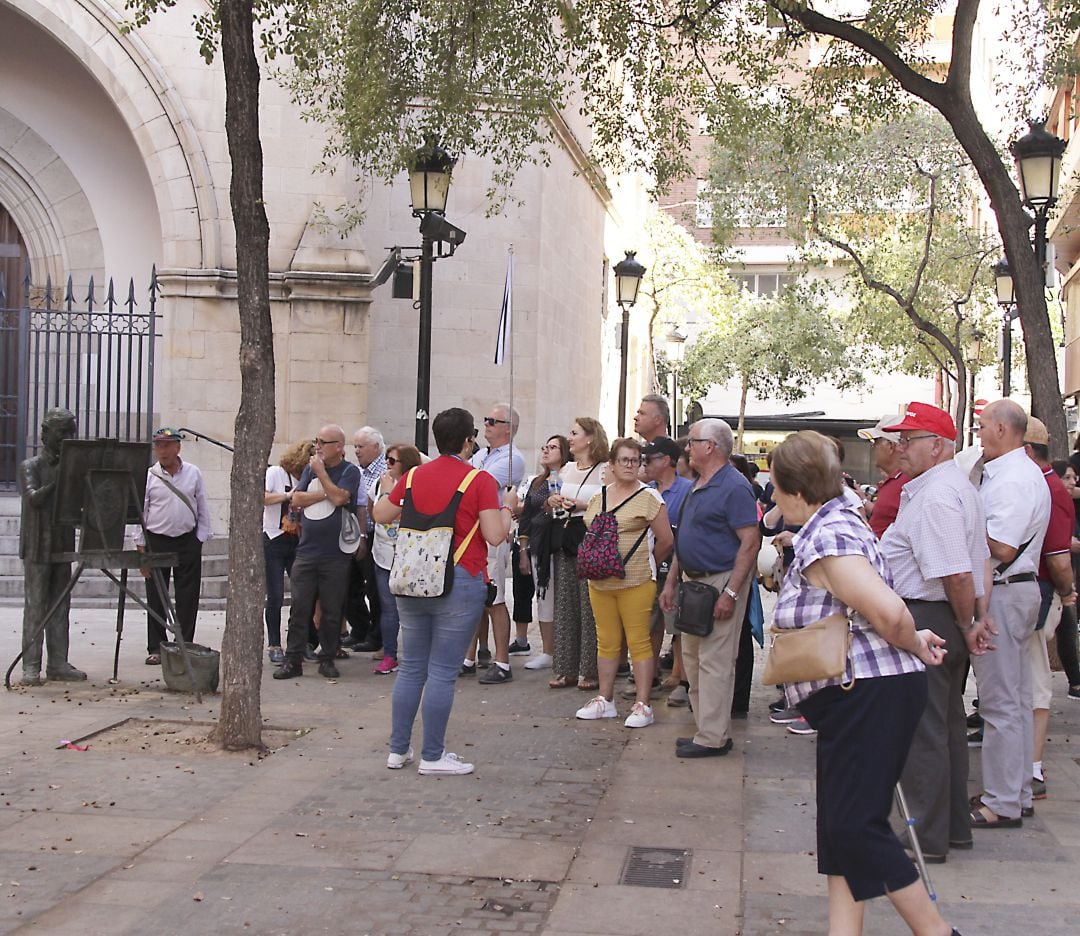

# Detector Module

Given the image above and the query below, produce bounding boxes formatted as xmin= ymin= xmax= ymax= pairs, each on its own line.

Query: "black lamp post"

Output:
xmin=613 ymin=250 xmax=646 ymax=436
xmin=965 ymin=327 xmax=984 ymax=447
xmin=408 ymin=143 xmax=456 ymax=452
xmin=993 ymin=257 xmax=1019 ymax=397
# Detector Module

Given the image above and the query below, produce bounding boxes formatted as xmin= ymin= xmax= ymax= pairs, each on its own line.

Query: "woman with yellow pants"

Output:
xmin=576 ymin=438 xmax=673 ymax=728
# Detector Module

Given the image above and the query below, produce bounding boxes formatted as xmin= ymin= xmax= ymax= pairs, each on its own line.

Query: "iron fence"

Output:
xmin=0 ymin=270 xmax=159 ymax=491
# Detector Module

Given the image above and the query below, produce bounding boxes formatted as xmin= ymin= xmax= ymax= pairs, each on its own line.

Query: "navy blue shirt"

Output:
xmin=650 ymin=475 xmax=693 ymax=533
xmin=675 ymin=463 xmax=758 ymax=573
xmin=296 ymin=460 xmax=362 ymax=560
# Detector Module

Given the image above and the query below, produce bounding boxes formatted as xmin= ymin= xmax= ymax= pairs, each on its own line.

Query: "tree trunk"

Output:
xmin=215 ymin=0 xmax=274 ymax=751
xmin=737 ymin=374 xmax=749 ymax=452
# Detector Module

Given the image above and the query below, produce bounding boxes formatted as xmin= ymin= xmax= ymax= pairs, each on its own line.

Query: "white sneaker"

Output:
xmin=624 ymin=701 xmax=655 ymax=728
xmin=417 ymin=751 xmax=474 ymax=775
xmin=387 ymin=747 xmax=414 ymax=769
xmin=576 ymin=696 xmax=618 ymax=720
xmin=524 ymin=652 xmax=553 ymax=670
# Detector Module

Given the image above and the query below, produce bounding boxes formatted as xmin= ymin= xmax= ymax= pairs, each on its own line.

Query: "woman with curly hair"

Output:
xmin=262 ymin=439 xmax=314 ymax=663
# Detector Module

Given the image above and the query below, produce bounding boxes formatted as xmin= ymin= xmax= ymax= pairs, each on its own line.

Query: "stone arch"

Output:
xmin=1 ymin=0 xmax=220 ymax=270
xmin=0 ymin=107 xmax=105 ymax=286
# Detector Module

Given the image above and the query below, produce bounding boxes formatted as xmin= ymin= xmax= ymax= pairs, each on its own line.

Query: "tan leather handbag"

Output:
xmin=761 ymin=613 xmax=854 ymax=688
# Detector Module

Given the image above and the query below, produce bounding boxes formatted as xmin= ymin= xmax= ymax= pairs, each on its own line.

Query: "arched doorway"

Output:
xmin=0 ymin=203 xmax=28 ymax=489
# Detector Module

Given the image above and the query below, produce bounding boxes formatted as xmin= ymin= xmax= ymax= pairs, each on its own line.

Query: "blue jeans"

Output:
xmin=263 ymin=533 xmax=297 ymax=647
xmin=374 ymin=564 xmax=400 ymax=659
xmin=390 ymin=565 xmax=486 ymax=762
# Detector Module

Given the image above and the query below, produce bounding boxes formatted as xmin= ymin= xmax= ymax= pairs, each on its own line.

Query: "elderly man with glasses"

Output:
xmin=659 ymin=419 xmax=761 ymax=757
xmin=343 ymin=426 xmax=388 ymax=654
xmin=878 ymin=402 xmax=992 ymax=862
xmin=274 ymin=424 xmax=364 ymax=681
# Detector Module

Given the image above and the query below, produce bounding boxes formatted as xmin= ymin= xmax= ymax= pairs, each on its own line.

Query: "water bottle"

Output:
xmin=549 ymin=469 xmax=568 ymax=519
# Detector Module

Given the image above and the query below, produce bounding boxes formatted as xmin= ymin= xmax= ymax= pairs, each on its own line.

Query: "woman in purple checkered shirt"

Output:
xmin=770 ymin=431 xmax=960 ymax=936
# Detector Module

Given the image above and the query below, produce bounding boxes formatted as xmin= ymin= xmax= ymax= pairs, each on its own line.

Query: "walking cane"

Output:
xmin=895 ymin=781 xmax=937 ymax=902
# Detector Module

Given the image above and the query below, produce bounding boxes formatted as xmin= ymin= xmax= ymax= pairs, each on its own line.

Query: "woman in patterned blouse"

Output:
xmin=769 ymin=431 xmax=960 ymax=936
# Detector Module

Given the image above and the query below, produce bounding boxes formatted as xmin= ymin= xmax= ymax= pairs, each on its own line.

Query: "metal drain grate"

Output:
xmin=619 ymin=846 xmax=691 ymax=889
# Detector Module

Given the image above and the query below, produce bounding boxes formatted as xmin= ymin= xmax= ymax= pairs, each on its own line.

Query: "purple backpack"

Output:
xmin=577 ymin=487 xmax=648 ymax=581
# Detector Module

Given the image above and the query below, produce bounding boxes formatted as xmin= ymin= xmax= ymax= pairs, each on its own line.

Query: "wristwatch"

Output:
xmin=723 ymin=586 xmax=738 ymax=600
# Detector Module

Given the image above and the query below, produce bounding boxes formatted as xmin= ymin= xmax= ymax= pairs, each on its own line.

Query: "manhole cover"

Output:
xmin=619 ymin=846 xmax=690 ymax=889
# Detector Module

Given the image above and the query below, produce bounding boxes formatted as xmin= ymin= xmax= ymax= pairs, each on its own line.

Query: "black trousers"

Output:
xmin=896 ymin=600 xmax=970 ymax=854
xmin=732 ymin=608 xmax=754 ymax=713
xmin=145 ymin=529 xmax=203 ymax=654
xmin=799 ymin=671 xmax=926 ymax=902
xmin=345 ymin=550 xmax=381 ymax=642
xmin=286 ymin=554 xmax=352 ymax=663
xmin=511 ymin=541 xmax=534 ymax=625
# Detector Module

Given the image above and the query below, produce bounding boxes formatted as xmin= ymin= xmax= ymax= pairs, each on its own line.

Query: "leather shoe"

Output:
xmin=318 ymin=661 xmax=340 ymax=679
xmin=676 ymin=739 xmax=733 ymax=758
xmin=273 ymin=660 xmax=303 ymax=679
xmin=46 ymin=662 xmax=87 ymax=681
xmin=340 ymin=634 xmax=359 ymax=648
xmin=354 ymin=638 xmax=382 ymax=654
xmin=949 ymin=839 xmax=974 ymax=850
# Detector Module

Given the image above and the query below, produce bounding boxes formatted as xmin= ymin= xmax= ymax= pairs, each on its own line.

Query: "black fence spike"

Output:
xmin=85 ymin=275 xmax=96 ymax=310
xmin=126 ymin=277 xmax=137 ymax=311
xmin=105 ymin=277 xmax=116 ymax=314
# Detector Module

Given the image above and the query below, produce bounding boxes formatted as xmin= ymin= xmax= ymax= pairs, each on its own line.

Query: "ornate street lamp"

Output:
xmin=1010 ymin=121 xmax=1066 ymax=211
xmin=613 ymin=251 xmax=646 ymax=436
xmin=408 ymin=143 xmax=458 ymax=452
xmin=993 ymin=257 xmax=1020 ymax=397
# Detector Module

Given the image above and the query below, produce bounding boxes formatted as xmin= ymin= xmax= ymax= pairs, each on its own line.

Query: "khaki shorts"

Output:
xmin=486 ymin=539 xmax=511 ymax=606
xmin=1028 ymin=593 xmax=1060 ymax=710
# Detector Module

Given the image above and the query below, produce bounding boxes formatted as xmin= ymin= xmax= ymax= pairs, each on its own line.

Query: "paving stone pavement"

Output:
xmin=0 ymin=604 xmax=1079 ymax=934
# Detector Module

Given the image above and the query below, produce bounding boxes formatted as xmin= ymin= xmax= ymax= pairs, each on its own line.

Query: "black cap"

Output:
xmin=641 ymin=436 xmax=681 ymax=463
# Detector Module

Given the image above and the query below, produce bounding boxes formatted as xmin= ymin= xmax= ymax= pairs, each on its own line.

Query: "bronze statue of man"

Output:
xmin=19 ymin=408 xmax=85 ymax=685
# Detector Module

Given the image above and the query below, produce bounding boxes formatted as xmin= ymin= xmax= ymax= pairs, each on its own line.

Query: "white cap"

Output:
xmin=857 ymin=414 xmax=902 ymax=443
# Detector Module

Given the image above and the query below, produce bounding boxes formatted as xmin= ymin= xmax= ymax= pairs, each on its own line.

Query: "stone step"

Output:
xmin=0 ymin=574 xmax=232 ymax=599
xmin=0 ymin=496 xmax=18 ymax=516
xmin=0 ymin=517 xmax=18 ymax=535
xmin=0 ymin=555 xmax=231 ymax=577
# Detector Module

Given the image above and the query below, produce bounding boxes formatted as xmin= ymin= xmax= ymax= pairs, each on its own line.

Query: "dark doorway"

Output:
xmin=0 ymin=204 xmax=29 ymax=489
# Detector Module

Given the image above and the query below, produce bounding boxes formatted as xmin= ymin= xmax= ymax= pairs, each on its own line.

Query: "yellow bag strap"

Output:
xmin=452 ymin=469 xmax=482 ymax=564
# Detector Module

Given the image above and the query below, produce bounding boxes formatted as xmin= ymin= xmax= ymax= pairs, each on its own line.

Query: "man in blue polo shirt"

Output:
xmin=659 ymin=419 xmax=760 ymax=757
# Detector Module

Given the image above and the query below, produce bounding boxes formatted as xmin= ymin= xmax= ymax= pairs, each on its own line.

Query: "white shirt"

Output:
xmin=980 ymin=445 xmax=1050 ymax=578
xmin=263 ymin=465 xmax=299 ymax=540
xmin=471 ymin=443 xmax=525 ymax=505
xmin=136 ymin=458 xmax=213 ymax=544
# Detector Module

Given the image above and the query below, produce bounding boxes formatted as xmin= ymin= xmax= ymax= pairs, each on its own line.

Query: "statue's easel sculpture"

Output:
xmin=5 ymin=438 xmax=205 ymax=702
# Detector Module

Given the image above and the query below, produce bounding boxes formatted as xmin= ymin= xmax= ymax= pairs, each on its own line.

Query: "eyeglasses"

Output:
xmin=642 ymin=453 xmax=667 ymax=463
xmin=540 ymin=444 xmax=560 ymax=452
xmin=686 ymin=437 xmax=712 ymax=446
xmin=484 ymin=417 xmax=511 ymax=427
xmin=313 ymin=438 xmax=343 ymax=447
xmin=614 ymin=457 xmax=640 ymax=468
xmin=471 ymin=427 xmax=479 ymax=439
xmin=895 ymin=434 xmax=937 ymax=447
xmin=386 ymin=456 xmax=398 ymax=466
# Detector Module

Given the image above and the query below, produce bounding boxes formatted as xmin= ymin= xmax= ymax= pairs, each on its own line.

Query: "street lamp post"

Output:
xmin=665 ymin=326 xmax=686 ymax=435
xmin=993 ymin=257 xmax=1018 ymax=397
xmin=613 ymin=251 xmax=646 ymax=437
xmin=965 ymin=328 xmax=984 ymax=447
xmin=408 ymin=144 xmax=456 ymax=453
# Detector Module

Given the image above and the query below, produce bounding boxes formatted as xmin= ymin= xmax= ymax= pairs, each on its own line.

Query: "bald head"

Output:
xmin=978 ymin=399 xmax=1027 ymax=461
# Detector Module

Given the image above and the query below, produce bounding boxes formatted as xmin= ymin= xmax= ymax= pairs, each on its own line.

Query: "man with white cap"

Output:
xmin=879 ymin=402 xmax=991 ymax=861
xmin=857 ymin=415 xmax=911 ymax=539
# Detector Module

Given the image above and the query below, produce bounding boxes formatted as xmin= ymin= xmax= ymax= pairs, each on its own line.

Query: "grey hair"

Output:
xmin=695 ymin=418 xmax=734 ymax=457
xmin=354 ymin=426 xmax=386 ymax=455
xmin=493 ymin=403 xmax=520 ymax=436
xmin=640 ymin=393 xmax=671 ymax=431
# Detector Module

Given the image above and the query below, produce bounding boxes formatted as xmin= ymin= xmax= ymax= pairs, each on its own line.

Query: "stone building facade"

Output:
xmin=0 ymin=0 xmax=650 ymax=530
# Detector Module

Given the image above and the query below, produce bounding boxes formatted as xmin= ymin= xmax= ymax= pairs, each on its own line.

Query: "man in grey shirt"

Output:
xmin=880 ymin=402 xmax=992 ymax=861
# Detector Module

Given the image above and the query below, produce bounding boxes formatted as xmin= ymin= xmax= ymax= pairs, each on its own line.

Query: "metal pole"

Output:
xmin=618 ymin=305 xmax=630 ymax=437
xmin=968 ymin=365 xmax=976 ymax=448
xmin=415 ymin=232 xmax=434 ymax=453
xmin=1003 ymin=309 xmax=1012 ymax=398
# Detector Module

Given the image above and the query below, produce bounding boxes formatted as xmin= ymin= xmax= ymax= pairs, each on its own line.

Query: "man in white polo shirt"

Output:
xmin=969 ymin=399 xmax=1050 ymax=828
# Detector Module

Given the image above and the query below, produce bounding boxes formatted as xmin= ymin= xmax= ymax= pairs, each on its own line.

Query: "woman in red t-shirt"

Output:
xmin=372 ymin=408 xmax=511 ymax=776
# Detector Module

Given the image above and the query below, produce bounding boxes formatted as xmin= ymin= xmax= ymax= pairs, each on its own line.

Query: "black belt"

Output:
xmin=683 ymin=568 xmax=727 ymax=580
xmin=994 ymin=572 xmax=1037 ymax=585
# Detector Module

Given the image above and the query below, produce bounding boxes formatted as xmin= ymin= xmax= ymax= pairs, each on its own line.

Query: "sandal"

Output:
xmin=548 ymin=675 xmax=573 ymax=689
xmin=145 ymin=654 xmax=160 ymax=666
xmin=969 ymin=804 xmax=1022 ymax=828
xmin=577 ymin=678 xmax=599 ymax=691
xmin=335 ymin=648 xmax=350 ymax=659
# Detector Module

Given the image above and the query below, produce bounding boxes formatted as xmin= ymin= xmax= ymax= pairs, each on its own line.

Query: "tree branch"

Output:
xmin=947 ymin=0 xmax=979 ymax=100
xmin=770 ymin=2 xmax=949 ymax=111
xmin=906 ymin=170 xmax=937 ymax=307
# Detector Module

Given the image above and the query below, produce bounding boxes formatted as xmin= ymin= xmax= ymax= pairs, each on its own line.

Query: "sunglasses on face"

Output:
xmin=484 ymin=417 xmax=511 ymax=427
xmin=313 ymin=438 xmax=342 ymax=446
xmin=386 ymin=456 xmax=398 ymax=466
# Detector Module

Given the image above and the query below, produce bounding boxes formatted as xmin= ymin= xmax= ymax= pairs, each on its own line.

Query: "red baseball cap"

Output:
xmin=883 ymin=402 xmax=956 ymax=441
